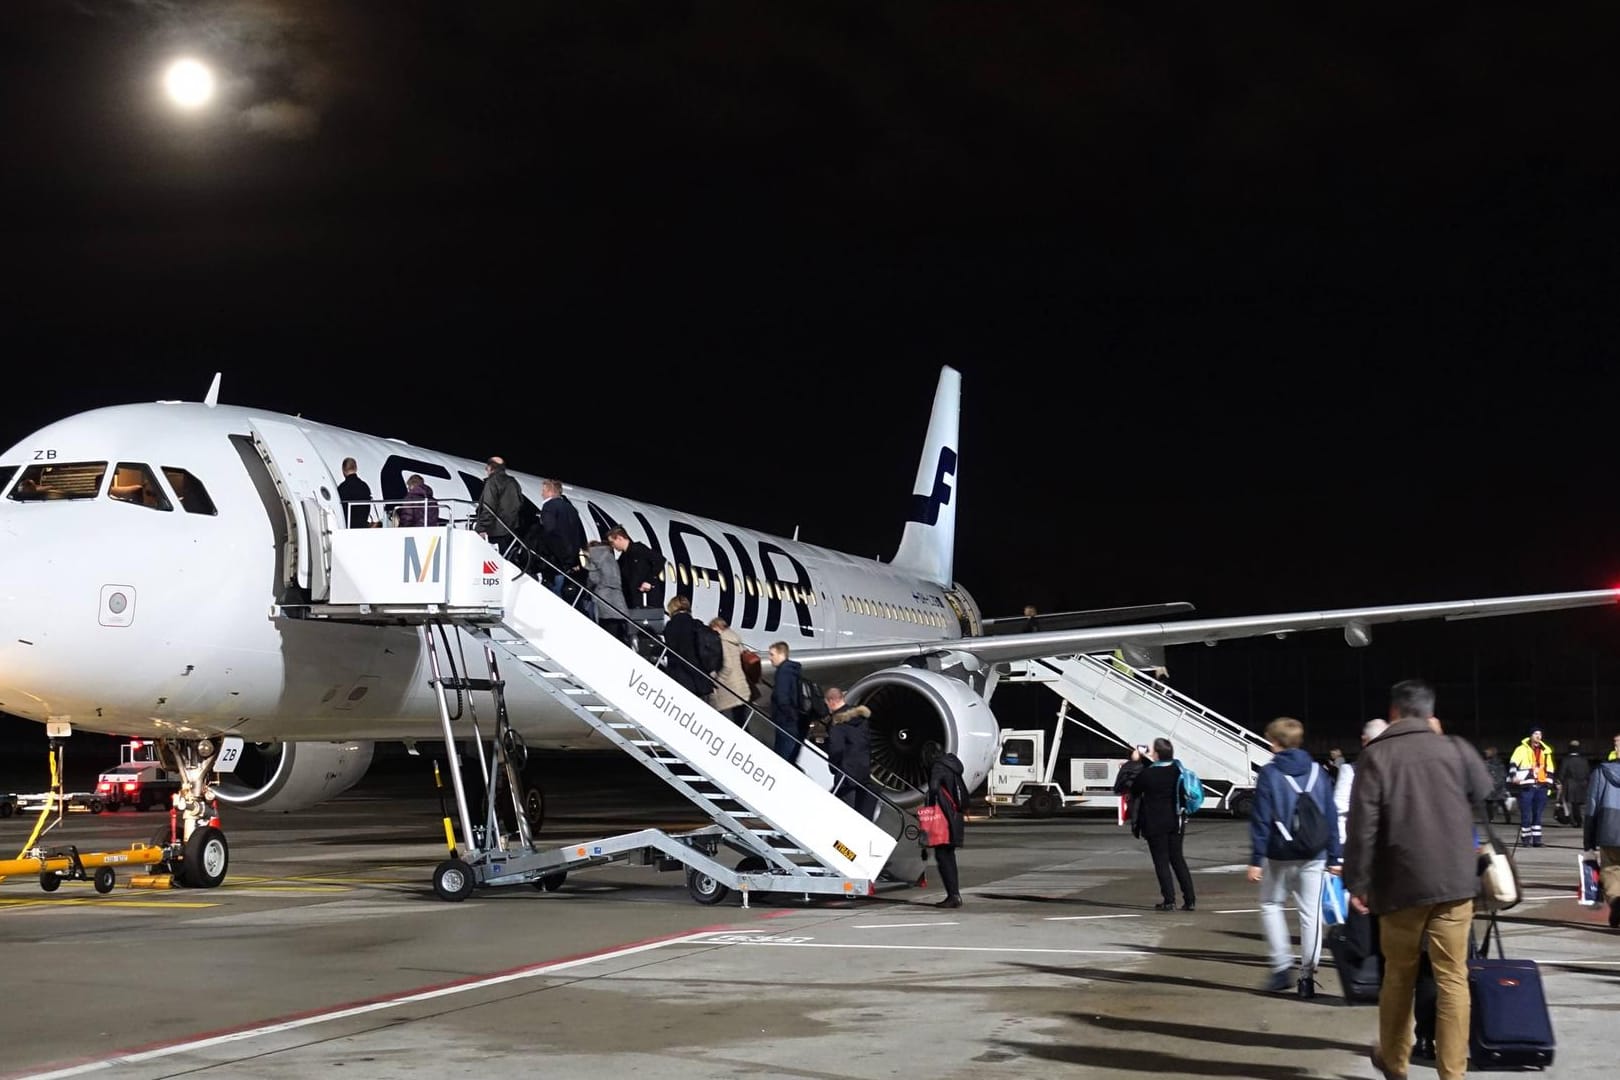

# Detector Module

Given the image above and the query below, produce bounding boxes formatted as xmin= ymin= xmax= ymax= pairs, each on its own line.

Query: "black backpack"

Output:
xmin=1272 ymin=763 xmax=1331 ymax=860
xmin=797 ymin=674 xmax=824 ymax=721
xmin=694 ymin=623 xmax=723 ymax=675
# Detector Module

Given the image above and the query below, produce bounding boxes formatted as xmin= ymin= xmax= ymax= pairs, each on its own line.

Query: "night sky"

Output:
xmin=5 ymin=4 xmax=1620 ymax=742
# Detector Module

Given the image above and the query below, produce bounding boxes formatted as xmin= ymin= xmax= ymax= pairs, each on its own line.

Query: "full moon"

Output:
xmin=163 ymin=58 xmax=215 ymax=110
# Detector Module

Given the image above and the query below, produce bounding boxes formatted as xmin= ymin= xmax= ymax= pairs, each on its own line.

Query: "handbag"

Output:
xmin=919 ymin=785 xmax=958 ymax=847
xmin=1451 ymin=739 xmax=1520 ymax=911
xmin=1321 ymin=872 xmax=1349 ymax=927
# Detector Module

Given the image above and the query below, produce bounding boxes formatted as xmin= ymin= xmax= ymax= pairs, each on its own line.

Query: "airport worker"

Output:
xmin=337 ymin=457 xmax=376 ymax=528
xmin=474 ymin=456 xmax=522 ymax=553
xmin=1610 ymin=733 xmax=1619 ymax=761
xmin=1248 ymin=717 xmax=1341 ymax=997
xmin=1129 ymin=737 xmax=1196 ymax=912
xmin=768 ymin=642 xmax=805 ymax=766
xmin=707 ymin=618 xmax=752 ymax=726
xmin=1582 ymin=753 xmax=1620 ymax=928
xmin=827 ymin=697 xmax=877 ymax=819
xmin=1345 ymin=679 xmax=1493 ymax=1080
xmin=925 ymin=746 xmax=970 ymax=908
xmin=1508 ymin=728 xmax=1555 ymax=847
xmin=1561 ymin=741 xmax=1591 ymax=828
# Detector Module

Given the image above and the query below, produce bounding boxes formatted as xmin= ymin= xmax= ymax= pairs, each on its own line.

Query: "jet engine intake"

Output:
xmin=845 ymin=667 xmax=997 ymax=808
xmin=212 ymin=740 xmax=375 ymax=812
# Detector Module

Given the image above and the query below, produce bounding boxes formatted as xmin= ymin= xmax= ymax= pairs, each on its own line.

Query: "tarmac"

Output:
xmin=0 ymin=755 xmax=1612 ymax=1079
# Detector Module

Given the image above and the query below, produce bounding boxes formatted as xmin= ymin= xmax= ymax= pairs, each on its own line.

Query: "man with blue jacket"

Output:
xmin=1247 ymin=716 xmax=1342 ymax=997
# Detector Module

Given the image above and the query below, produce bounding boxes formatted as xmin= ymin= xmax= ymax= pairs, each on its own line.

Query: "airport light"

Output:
xmin=163 ymin=59 xmax=215 ymax=110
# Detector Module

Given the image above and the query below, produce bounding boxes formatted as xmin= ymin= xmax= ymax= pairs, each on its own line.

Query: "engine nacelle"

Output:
xmin=845 ymin=667 xmax=998 ymax=807
xmin=213 ymin=740 xmax=375 ymax=812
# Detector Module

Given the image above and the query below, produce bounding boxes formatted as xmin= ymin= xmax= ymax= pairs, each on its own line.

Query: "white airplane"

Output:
xmin=1 ymin=367 xmax=1614 ymax=877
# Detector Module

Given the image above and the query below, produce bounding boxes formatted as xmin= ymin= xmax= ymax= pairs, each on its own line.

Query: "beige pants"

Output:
xmin=1603 ymin=847 xmax=1620 ymax=901
xmin=1379 ymin=898 xmax=1473 ymax=1080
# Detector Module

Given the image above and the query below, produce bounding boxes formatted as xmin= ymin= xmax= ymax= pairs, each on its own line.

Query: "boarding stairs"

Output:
xmin=282 ymin=517 xmax=910 ymax=903
xmin=1002 ymin=654 xmax=1272 ymax=812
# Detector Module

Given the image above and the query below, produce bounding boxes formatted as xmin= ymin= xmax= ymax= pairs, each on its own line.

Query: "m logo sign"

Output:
xmin=403 ymin=535 xmax=442 ymax=584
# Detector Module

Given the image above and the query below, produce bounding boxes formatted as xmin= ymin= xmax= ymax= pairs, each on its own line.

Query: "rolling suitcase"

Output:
xmin=1327 ymin=908 xmax=1381 ymax=1004
xmin=1469 ymin=914 xmax=1555 ymax=1068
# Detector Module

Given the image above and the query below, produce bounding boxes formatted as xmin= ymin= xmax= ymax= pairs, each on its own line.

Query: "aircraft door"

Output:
xmin=249 ymin=419 xmax=343 ymax=602
xmin=943 ymin=587 xmax=981 ymax=637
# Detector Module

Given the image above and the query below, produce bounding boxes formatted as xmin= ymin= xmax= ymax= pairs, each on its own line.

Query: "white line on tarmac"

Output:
xmin=1215 ymin=907 xmax=1299 ymax=915
xmin=13 ymin=929 xmax=722 ymax=1080
xmin=694 ymin=939 xmax=1143 ymax=957
xmin=851 ymin=922 xmax=959 ymax=929
xmin=1043 ymin=914 xmax=1143 ymax=922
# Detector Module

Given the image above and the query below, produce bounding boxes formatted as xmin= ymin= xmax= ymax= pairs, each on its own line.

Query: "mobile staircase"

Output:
xmin=1001 ymin=654 xmax=1273 ymax=814
xmin=269 ymin=497 xmax=922 ymax=905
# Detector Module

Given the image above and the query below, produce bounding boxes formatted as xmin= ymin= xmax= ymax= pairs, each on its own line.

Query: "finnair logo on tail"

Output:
xmin=909 ymin=446 xmax=957 ymax=526
xmin=403 ymin=536 xmax=442 ymax=583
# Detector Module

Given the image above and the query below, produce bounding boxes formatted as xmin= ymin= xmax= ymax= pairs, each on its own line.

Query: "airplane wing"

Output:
xmin=794 ymin=588 xmax=1620 ymax=673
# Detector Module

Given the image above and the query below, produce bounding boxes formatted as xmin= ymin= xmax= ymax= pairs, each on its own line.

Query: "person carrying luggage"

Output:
xmin=1248 ymin=717 xmax=1342 ymax=997
xmin=1345 ymin=679 xmax=1494 ymax=1080
xmin=1584 ymin=753 xmax=1620 ymax=929
xmin=925 ymin=746 xmax=969 ymax=909
xmin=1129 ymin=738 xmax=1196 ymax=912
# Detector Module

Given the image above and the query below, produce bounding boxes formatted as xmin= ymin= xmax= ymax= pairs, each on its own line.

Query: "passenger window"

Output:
xmin=109 ymin=463 xmax=172 ymax=511
xmin=1001 ymin=738 xmax=1036 ymax=766
xmin=677 ymin=564 xmax=690 ymax=586
xmin=161 ymin=468 xmax=218 ymax=515
xmin=0 ymin=465 xmax=16 ymax=495
xmin=7 ymin=461 xmax=108 ymax=502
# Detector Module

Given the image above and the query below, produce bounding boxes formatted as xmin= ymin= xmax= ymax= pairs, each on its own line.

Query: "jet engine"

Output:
xmin=212 ymin=740 xmax=375 ymax=812
xmin=844 ymin=667 xmax=998 ymax=807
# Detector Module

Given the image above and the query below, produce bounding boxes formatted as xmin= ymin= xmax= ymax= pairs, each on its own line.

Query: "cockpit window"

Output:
xmin=161 ymin=467 xmax=218 ymax=516
xmin=109 ymin=463 xmax=172 ymax=511
xmin=7 ymin=461 xmax=107 ymax=501
xmin=0 ymin=466 xmax=16 ymax=495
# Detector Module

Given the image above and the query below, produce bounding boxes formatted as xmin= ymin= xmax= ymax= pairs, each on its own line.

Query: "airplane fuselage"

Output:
xmin=0 ymin=402 xmax=975 ymax=744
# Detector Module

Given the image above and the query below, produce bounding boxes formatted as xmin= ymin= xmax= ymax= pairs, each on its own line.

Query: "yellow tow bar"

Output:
xmin=0 ymin=845 xmax=170 ymax=894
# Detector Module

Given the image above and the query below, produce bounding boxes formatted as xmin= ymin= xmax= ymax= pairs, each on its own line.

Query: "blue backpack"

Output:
xmin=1178 ymin=763 xmax=1205 ymax=815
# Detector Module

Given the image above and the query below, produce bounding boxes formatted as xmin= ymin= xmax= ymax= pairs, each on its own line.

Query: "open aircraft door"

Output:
xmin=249 ymin=419 xmax=343 ymax=603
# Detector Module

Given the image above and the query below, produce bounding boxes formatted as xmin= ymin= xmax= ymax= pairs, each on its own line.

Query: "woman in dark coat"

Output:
xmin=1130 ymin=737 xmax=1196 ymax=911
xmin=927 ymin=749 xmax=971 ymax=908
xmin=660 ymin=595 xmax=710 ymax=695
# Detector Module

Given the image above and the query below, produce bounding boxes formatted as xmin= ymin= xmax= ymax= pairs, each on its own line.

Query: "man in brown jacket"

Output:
xmin=1345 ymin=679 xmax=1493 ymax=1080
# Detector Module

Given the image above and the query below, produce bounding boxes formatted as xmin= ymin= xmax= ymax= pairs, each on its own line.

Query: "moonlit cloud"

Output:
xmin=106 ymin=0 xmax=337 ymax=140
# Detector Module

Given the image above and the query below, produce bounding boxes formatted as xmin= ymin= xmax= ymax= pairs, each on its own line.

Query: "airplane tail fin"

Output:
xmin=890 ymin=366 xmax=960 ymax=586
